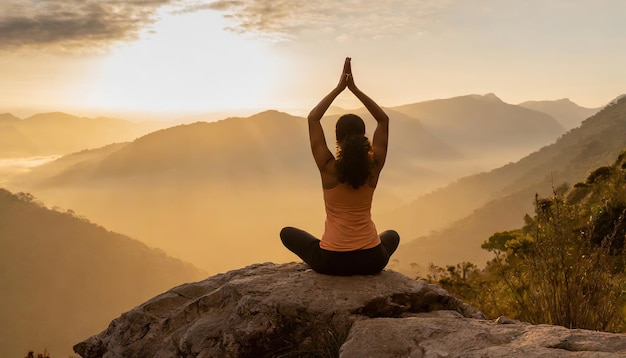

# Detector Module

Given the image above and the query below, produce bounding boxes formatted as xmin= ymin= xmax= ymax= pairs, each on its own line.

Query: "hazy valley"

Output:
xmin=1 ymin=94 xmax=590 ymax=274
xmin=3 ymin=93 xmax=620 ymax=356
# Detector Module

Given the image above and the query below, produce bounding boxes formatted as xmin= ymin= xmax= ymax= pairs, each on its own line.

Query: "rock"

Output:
xmin=74 ymin=262 xmax=477 ymax=357
xmin=74 ymin=262 xmax=626 ymax=357
xmin=495 ymin=315 xmax=519 ymax=324
xmin=340 ymin=311 xmax=626 ymax=357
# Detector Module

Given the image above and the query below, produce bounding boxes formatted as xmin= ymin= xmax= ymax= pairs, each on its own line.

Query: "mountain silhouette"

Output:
xmin=10 ymin=109 xmax=465 ymax=273
xmin=89 ymin=110 xmax=314 ymax=180
xmin=392 ymin=93 xmax=566 ymax=156
xmin=519 ymin=98 xmax=600 ymax=130
xmin=0 ymin=113 xmax=20 ymax=123
xmin=389 ymin=95 xmax=626 ymax=273
xmin=0 ymin=188 xmax=204 ymax=358
xmin=5 ymin=96 xmax=588 ymax=275
xmin=12 ymin=111 xmax=326 ymax=273
xmin=36 ymin=109 xmax=460 ymax=185
xmin=0 ymin=112 xmax=167 ymax=157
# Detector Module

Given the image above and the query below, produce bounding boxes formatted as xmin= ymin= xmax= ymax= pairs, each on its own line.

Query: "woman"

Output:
xmin=280 ymin=57 xmax=400 ymax=275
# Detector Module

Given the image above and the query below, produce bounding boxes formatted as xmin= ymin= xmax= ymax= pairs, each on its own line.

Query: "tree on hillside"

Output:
xmin=429 ymin=149 xmax=626 ymax=332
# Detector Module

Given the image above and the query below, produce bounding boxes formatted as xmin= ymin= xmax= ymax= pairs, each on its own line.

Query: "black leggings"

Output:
xmin=280 ymin=227 xmax=400 ymax=276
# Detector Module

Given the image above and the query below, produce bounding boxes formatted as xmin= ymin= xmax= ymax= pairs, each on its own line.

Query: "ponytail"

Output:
xmin=336 ymin=133 xmax=372 ymax=189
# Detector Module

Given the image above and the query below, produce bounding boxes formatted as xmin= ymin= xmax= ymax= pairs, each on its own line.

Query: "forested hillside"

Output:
xmin=0 ymin=189 xmax=204 ymax=358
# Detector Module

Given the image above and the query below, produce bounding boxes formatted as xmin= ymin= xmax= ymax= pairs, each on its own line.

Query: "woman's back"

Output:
xmin=321 ymin=183 xmax=380 ymax=251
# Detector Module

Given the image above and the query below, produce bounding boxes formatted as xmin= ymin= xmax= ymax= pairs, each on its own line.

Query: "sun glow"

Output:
xmin=87 ymin=7 xmax=286 ymax=113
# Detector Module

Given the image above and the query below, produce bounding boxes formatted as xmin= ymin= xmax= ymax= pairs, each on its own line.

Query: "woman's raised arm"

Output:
xmin=307 ymin=58 xmax=351 ymax=172
xmin=347 ymin=63 xmax=389 ymax=170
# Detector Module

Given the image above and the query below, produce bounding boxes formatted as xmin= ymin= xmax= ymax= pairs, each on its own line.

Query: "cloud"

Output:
xmin=0 ymin=0 xmax=177 ymax=52
xmin=203 ymin=0 xmax=453 ymax=42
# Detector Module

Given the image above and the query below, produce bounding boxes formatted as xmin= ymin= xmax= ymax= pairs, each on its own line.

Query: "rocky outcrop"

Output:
xmin=341 ymin=310 xmax=626 ymax=357
xmin=74 ymin=262 xmax=626 ymax=357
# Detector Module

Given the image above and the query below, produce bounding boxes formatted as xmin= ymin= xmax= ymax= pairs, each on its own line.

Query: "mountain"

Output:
xmin=389 ymin=95 xmax=626 ymax=274
xmin=0 ymin=113 xmax=20 ymax=123
xmin=36 ymin=109 xmax=460 ymax=185
xmin=0 ymin=188 xmax=204 ymax=358
xmin=74 ymin=111 xmax=315 ymax=181
xmin=0 ymin=112 xmax=168 ymax=157
xmin=391 ymin=93 xmax=566 ymax=156
xmin=11 ymin=111 xmax=327 ymax=274
xmin=5 ymin=94 xmax=591 ymax=276
xmin=10 ymin=110 xmax=466 ymax=274
xmin=519 ymin=98 xmax=600 ymax=130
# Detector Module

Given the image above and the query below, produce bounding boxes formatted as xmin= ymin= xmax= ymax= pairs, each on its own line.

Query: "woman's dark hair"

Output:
xmin=335 ymin=114 xmax=373 ymax=189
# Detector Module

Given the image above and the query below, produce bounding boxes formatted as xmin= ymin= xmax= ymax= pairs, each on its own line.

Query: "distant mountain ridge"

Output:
xmin=5 ymin=94 xmax=602 ymax=275
xmin=0 ymin=112 xmax=168 ymax=157
xmin=0 ymin=188 xmax=204 ymax=358
xmin=391 ymin=93 xmax=566 ymax=154
xmin=518 ymin=98 xmax=600 ymax=130
xmin=0 ymin=113 xmax=20 ymax=123
xmin=35 ymin=109 xmax=461 ymax=183
xmin=8 ymin=109 xmax=467 ymax=272
xmin=17 ymin=94 xmax=581 ymax=192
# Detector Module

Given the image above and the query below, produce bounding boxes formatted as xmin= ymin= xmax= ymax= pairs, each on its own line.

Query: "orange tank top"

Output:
xmin=320 ymin=182 xmax=381 ymax=251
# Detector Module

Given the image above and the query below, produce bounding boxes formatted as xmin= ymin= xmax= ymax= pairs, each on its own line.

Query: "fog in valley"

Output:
xmin=1 ymin=95 xmax=594 ymax=275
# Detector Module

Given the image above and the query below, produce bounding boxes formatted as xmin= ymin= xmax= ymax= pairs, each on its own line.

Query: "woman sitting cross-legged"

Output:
xmin=280 ymin=57 xmax=400 ymax=275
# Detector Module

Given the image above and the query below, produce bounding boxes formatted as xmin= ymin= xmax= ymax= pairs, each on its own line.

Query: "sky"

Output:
xmin=0 ymin=0 xmax=625 ymax=119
